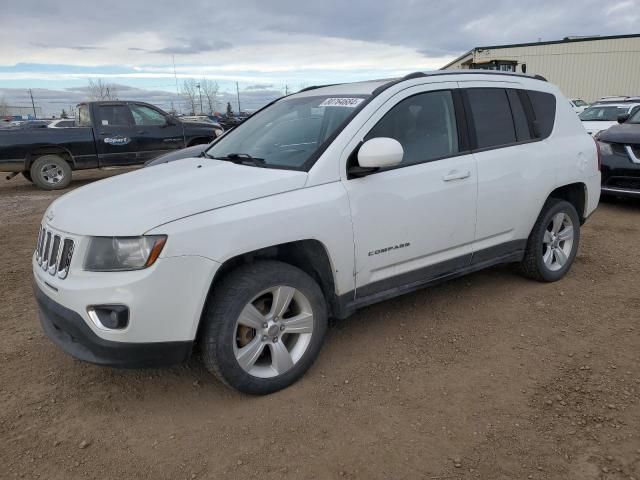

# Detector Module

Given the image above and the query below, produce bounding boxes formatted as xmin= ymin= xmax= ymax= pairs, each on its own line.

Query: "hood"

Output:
xmin=582 ymin=120 xmax=616 ymax=135
xmin=144 ymin=144 xmax=208 ymax=166
xmin=598 ymin=122 xmax=640 ymax=144
xmin=46 ymin=158 xmax=307 ymax=236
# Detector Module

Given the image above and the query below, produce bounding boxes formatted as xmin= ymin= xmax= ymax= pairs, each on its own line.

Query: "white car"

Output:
xmin=47 ymin=119 xmax=76 ymax=128
xmin=569 ymin=99 xmax=589 ymax=114
xmin=33 ymin=71 xmax=600 ymax=394
xmin=580 ymin=102 xmax=640 ymax=136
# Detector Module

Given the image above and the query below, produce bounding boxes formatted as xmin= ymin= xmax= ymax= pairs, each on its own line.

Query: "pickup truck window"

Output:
xmin=98 ymin=105 xmax=132 ymax=126
xmin=130 ymin=104 xmax=167 ymax=126
xmin=78 ymin=105 xmax=91 ymax=127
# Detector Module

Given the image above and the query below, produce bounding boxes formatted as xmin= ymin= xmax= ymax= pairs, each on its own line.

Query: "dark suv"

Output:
xmin=597 ymin=108 xmax=640 ymax=198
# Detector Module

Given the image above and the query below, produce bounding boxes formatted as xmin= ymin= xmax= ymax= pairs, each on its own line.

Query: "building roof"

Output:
xmin=441 ymin=33 xmax=640 ymax=70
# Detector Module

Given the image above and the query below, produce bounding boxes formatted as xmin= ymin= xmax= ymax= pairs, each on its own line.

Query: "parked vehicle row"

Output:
xmin=32 ymin=71 xmax=600 ymax=395
xmin=0 ymin=101 xmax=222 ymax=189
xmin=597 ymin=107 xmax=640 ymax=198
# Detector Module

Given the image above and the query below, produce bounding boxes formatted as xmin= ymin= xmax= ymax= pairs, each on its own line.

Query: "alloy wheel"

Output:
xmin=233 ymin=285 xmax=314 ymax=378
xmin=542 ymin=212 xmax=574 ymax=271
xmin=40 ymin=163 xmax=65 ymax=185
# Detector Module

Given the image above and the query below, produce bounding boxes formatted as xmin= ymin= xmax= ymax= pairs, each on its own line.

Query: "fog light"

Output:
xmin=88 ymin=305 xmax=129 ymax=330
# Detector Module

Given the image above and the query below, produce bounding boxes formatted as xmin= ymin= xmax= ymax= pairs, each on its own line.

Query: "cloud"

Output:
xmin=244 ymin=84 xmax=274 ymax=90
xmin=30 ymin=42 xmax=104 ymax=51
xmin=150 ymin=39 xmax=233 ymax=55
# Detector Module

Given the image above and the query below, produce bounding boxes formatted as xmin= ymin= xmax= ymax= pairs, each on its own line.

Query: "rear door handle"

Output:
xmin=442 ymin=170 xmax=471 ymax=182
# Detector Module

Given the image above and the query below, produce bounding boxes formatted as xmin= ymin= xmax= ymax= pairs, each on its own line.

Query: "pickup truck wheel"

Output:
xmin=30 ymin=155 xmax=72 ymax=190
xmin=519 ymin=199 xmax=580 ymax=282
xmin=21 ymin=171 xmax=33 ymax=182
xmin=200 ymin=260 xmax=328 ymax=395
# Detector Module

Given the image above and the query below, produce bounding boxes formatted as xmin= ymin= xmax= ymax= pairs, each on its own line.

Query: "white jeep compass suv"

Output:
xmin=33 ymin=71 xmax=601 ymax=394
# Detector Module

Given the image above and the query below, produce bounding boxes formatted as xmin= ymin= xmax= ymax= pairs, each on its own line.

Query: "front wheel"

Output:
xmin=200 ymin=260 xmax=328 ymax=395
xmin=519 ymin=199 xmax=581 ymax=282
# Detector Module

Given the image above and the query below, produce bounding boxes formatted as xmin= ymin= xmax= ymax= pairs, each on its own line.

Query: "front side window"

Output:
xmin=97 ymin=105 xmax=132 ymax=126
xmin=365 ymin=90 xmax=459 ymax=166
xmin=130 ymin=104 xmax=167 ymax=126
xmin=205 ymin=95 xmax=368 ymax=169
xmin=467 ymin=88 xmax=516 ymax=148
xmin=628 ymin=107 xmax=640 ymax=124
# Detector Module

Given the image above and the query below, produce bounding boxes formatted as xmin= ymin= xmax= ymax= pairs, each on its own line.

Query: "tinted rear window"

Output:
xmin=528 ymin=91 xmax=556 ymax=138
xmin=467 ymin=88 xmax=516 ymax=149
xmin=507 ymin=89 xmax=532 ymax=142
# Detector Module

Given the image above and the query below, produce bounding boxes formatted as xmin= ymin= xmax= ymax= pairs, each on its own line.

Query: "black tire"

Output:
xmin=200 ymin=260 xmax=328 ymax=395
xmin=519 ymin=199 xmax=581 ymax=282
xmin=21 ymin=171 xmax=33 ymax=182
xmin=30 ymin=155 xmax=72 ymax=190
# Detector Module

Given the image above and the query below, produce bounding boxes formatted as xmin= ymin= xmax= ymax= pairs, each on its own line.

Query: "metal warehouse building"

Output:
xmin=441 ymin=33 xmax=640 ymax=102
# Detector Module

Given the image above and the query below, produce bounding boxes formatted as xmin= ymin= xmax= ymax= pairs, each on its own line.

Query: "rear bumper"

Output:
xmin=34 ymin=281 xmax=193 ymax=368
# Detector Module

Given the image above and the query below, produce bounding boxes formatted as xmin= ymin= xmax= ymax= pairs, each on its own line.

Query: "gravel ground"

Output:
xmin=1 ymin=170 xmax=639 ymax=480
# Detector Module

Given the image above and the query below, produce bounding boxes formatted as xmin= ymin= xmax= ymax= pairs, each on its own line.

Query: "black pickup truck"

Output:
xmin=0 ymin=101 xmax=222 ymax=189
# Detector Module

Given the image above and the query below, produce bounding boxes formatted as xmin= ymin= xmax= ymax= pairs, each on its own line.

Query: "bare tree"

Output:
xmin=200 ymin=79 xmax=219 ymax=114
xmin=0 ymin=96 xmax=9 ymax=117
xmin=181 ymin=79 xmax=198 ymax=115
xmin=87 ymin=79 xmax=118 ymax=101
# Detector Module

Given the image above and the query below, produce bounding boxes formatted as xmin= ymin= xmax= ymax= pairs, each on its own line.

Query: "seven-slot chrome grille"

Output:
xmin=35 ymin=225 xmax=75 ymax=279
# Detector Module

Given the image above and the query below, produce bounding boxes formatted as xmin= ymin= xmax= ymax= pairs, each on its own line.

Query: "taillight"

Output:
xmin=593 ymin=137 xmax=601 ymax=171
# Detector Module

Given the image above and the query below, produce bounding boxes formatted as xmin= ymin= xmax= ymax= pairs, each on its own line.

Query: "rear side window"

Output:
xmin=78 ymin=105 xmax=91 ymax=127
xmin=97 ymin=105 xmax=132 ymax=126
xmin=506 ymin=90 xmax=532 ymax=142
xmin=466 ymin=88 xmax=516 ymax=148
xmin=528 ymin=90 xmax=556 ymax=138
xmin=365 ymin=90 xmax=459 ymax=166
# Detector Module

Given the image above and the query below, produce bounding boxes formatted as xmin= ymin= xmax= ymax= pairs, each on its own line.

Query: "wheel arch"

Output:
xmin=26 ymin=146 xmax=75 ymax=169
xmin=547 ymin=182 xmax=587 ymax=224
xmin=195 ymin=239 xmax=340 ymax=341
xmin=187 ymin=136 xmax=213 ymax=147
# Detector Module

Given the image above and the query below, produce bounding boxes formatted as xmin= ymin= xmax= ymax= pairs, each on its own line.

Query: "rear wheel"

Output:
xmin=30 ymin=155 xmax=72 ymax=190
xmin=200 ymin=260 xmax=328 ymax=395
xmin=519 ymin=199 xmax=580 ymax=282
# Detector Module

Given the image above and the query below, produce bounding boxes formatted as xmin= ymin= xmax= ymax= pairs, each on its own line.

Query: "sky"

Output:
xmin=1 ymin=0 xmax=638 ymax=116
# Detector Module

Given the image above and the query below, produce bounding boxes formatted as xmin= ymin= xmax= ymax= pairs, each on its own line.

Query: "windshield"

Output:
xmin=579 ymin=105 xmax=628 ymax=121
xmin=628 ymin=109 xmax=640 ymax=124
xmin=205 ymin=94 xmax=368 ymax=170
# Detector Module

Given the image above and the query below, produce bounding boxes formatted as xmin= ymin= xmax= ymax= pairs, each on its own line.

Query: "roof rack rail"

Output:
xmin=298 ymin=84 xmax=338 ymax=93
xmin=371 ymin=70 xmax=547 ymax=98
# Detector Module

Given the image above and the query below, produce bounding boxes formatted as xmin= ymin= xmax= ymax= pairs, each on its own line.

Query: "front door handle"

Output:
xmin=442 ymin=170 xmax=471 ymax=182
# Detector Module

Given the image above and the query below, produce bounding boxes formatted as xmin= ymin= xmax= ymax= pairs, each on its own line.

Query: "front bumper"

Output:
xmin=34 ymin=281 xmax=193 ymax=367
xmin=601 ymin=148 xmax=640 ymax=198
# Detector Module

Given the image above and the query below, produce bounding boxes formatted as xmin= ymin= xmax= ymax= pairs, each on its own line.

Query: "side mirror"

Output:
xmin=358 ymin=137 xmax=403 ymax=168
xmin=348 ymin=137 xmax=403 ymax=178
xmin=617 ymin=113 xmax=630 ymax=124
xmin=166 ymin=115 xmax=178 ymax=126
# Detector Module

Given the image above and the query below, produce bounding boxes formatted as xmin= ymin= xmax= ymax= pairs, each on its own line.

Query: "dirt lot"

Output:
xmin=1 ymin=170 xmax=639 ymax=480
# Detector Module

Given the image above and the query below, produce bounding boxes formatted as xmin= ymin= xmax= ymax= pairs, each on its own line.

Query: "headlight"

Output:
xmin=84 ymin=235 xmax=167 ymax=271
xmin=597 ymin=141 xmax=613 ymax=156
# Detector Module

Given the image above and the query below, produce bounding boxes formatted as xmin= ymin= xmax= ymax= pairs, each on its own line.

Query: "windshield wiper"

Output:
xmin=211 ymin=152 xmax=266 ymax=167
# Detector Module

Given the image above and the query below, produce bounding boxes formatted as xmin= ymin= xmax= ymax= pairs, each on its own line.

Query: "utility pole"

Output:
xmin=284 ymin=84 xmax=289 ymax=95
xmin=196 ymin=83 xmax=203 ymax=114
xmin=236 ymin=81 xmax=241 ymax=114
xmin=172 ymin=55 xmax=179 ymax=96
xmin=28 ymin=89 xmax=37 ymax=119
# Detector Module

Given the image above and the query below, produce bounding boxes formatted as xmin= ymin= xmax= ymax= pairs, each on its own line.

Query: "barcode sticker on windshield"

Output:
xmin=319 ymin=98 xmax=364 ymax=108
